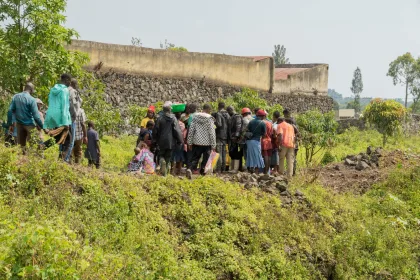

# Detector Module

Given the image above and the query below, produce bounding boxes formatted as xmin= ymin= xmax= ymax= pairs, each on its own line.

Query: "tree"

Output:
xmin=364 ymin=99 xmax=406 ymax=146
xmin=131 ymin=37 xmax=142 ymax=47
xmin=160 ymin=39 xmax=188 ymax=52
xmin=0 ymin=0 xmax=89 ymax=99
xmin=272 ymin=45 xmax=290 ymax=67
xmin=410 ymin=80 xmax=420 ymax=113
xmin=387 ymin=53 xmax=419 ymax=108
xmin=296 ymin=110 xmax=338 ymax=165
xmin=350 ymin=67 xmax=363 ymax=113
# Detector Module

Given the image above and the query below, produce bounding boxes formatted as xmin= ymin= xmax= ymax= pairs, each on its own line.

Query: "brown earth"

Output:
xmin=308 ymin=149 xmax=420 ymax=194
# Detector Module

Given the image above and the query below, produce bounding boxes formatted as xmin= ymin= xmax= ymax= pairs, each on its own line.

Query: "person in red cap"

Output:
xmin=140 ymin=105 xmax=156 ymax=129
xmin=244 ymin=109 xmax=266 ymax=173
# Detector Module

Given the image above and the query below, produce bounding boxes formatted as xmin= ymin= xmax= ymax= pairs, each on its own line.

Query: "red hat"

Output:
xmin=148 ymin=105 xmax=156 ymax=112
xmin=241 ymin=108 xmax=251 ymax=115
xmin=256 ymin=109 xmax=267 ymax=116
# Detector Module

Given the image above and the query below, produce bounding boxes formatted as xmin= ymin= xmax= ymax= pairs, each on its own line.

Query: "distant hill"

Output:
xmin=328 ymin=89 xmax=409 ymax=110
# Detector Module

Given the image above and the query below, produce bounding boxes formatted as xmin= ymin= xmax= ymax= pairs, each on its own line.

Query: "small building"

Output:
xmin=336 ymin=109 xmax=355 ymax=119
xmin=273 ymin=64 xmax=329 ymax=96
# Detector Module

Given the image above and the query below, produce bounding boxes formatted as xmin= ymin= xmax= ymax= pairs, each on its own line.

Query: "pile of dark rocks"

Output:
xmin=220 ymin=172 xmax=307 ymax=207
xmin=344 ymin=146 xmax=383 ymax=171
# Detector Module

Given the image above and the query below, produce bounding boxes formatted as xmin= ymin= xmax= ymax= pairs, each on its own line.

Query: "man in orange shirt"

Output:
xmin=277 ymin=117 xmax=295 ymax=178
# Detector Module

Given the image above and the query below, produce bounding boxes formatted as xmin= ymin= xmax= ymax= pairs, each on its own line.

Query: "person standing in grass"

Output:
xmin=214 ymin=102 xmax=230 ymax=173
xmin=271 ymin=111 xmax=281 ymax=175
xmin=283 ymin=108 xmax=299 ymax=175
xmin=239 ymin=108 xmax=253 ymax=168
xmin=9 ymin=82 xmax=44 ymax=154
xmin=85 ymin=121 xmax=101 ymax=169
xmin=246 ymin=110 xmax=266 ymax=173
xmin=261 ymin=111 xmax=273 ymax=174
xmin=73 ymin=108 xmax=87 ymax=164
xmin=44 ymin=74 xmax=73 ymax=159
xmin=227 ymin=106 xmax=243 ymax=173
xmin=171 ymin=112 xmax=187 ymax=175
xmin=154 ymin=104 xmax=183 ymax=176
xmin=186 ymin=104 xmax=216 ymax=179
xmin=278 ymin=117 xmax=296 ymax=178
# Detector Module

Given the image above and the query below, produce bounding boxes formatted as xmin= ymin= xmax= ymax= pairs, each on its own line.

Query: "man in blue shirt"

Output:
xmin=9 ymin=83 xmax=44 ymax=154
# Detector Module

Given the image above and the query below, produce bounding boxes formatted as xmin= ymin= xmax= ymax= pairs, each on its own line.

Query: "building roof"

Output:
xmin=337 ymin=109 xmax=355 ymax=117
xmin=274 ymin=68 xmax=309 ymax=80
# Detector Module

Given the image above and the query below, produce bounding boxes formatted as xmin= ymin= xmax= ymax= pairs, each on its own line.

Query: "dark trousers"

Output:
xmin=88 ymin=158 xmax=100 ymax=169
xmin=188 ymin=145 xmax=211 ymax=174
xmin=17 ymin=123 xmax=35 ymax=148
xmin=216 ymin=143 xmax=227 ymax=172
xmin=293 ymin=149 xmax=298 ymax=176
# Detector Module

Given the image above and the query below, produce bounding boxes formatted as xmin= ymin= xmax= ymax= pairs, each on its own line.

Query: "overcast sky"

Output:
xmin=66 ymin=0 xmax=420 ymax=99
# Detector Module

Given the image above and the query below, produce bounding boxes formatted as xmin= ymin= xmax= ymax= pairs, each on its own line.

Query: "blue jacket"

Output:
xmin=9 ymin=92 xmax=43 ymax=128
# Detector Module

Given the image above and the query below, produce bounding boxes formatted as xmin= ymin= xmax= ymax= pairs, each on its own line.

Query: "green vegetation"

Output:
xmin=0 ymin=132 xmax=420 ymax=279
xmin=364 ymin=99 xmax=407 ymax=146
xmin=296 ymin=110 xmax=338 ymax=166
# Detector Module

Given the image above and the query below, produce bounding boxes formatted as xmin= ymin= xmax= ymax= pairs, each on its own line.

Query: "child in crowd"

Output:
xmin=137 ymin=120 xmax=154 ymax=148
xmin=128 ymin=142 xmax=155 ymax=175
xmin=85 ymin=121 xmax=101 ymax=169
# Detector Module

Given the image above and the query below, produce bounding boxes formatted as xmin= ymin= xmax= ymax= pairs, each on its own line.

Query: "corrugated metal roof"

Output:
xmin=274 ymin=68 xmax=309 ymax=80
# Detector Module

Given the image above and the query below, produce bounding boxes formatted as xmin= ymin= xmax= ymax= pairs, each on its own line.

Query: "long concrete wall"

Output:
xmin=68 ymin=40 xmax=273 ymax=92
xmin=273 ymin=65 xmax=329 ymax=96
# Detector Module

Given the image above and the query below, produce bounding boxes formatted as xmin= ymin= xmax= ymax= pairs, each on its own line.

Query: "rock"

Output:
xmin=367 ymin=146 xmax=373 ymax=155
xmin=345 ymin=158 xmax=356 ymax=166
xmin=375 ymin=148 xmax=383 ymax=157
xmin=275 ymin=182 xmax=287 ymax=192
xmin=258 ymin=174 xmax=271 ymax=182
xmin=280 ymin=190 xmax=291 ymax=197
xmin=295 ymin=190 xmax=304 ymax=197
xmin=356 ymin=161 xmax=370 ymax=171
xmin=334 ymin=165 xmax=340 ymax=171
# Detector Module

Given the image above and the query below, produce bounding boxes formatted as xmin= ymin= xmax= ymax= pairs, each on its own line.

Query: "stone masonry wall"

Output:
xmin=97 ymin=71 xmax=334 ymax=115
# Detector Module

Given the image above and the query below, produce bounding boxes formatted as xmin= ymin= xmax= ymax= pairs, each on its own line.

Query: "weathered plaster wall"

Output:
xmin=68 ymin=40 xmax=273 ymax=92
xmin=273 ymin=65 xmax=329 ymax=96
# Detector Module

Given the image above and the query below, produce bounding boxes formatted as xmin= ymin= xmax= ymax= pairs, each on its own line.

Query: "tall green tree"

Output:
xmin=272 ymin=44 xmax=290 ymax=67
xmin=387 ymin=53 xmax=419 ymax=108
xmin=350 ymin=67 xmax=363 ymax=113
xmin=0 ymin=0 xmax=89 ymax=99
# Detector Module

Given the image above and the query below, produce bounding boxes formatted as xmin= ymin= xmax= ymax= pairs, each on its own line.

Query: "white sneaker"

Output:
xmin=186 ymin=169 xmax=192 ymax=180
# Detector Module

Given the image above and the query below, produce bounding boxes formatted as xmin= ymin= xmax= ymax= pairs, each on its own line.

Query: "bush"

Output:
xmin=296 ymin=110 xmax=338 ymax=165
xmin=363 ymin=98 xmax=406 ymax=146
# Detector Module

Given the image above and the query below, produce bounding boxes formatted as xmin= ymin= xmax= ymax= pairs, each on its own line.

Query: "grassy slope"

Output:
xmin=0 ymin=130 xmax=419 ymax=279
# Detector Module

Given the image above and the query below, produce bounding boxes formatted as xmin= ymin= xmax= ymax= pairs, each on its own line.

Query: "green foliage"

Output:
xmin=131 ymin=37 xmax=142 ymax=47
xmin=83 ymin=89 xmax=122 ymax=137
xmin=168 ymin=46 xmax=188 ymax=52
xmin=363 ymin=98 xmax=406 ymax=146
xmin=387 ymin=52 xmax=420 ymax=108
xmin=272 ymin=44 xmax=290 ymax=67
xmin=350 ymin=67 xmax=363 ymax=113
xmin=0 ymin=0 xmax=89 ymax=98
xmin=296 ymin=110 xmax=338 ymax=165
xmin=128 ymin=105 xmax=148 ymax=127
xmin=231 ymin=88 xmax=268 ymax=112
xmin=1 ymin=142 xmax=420 ymax=279
xmin=320 ymin=150 xmax=336 ymax=165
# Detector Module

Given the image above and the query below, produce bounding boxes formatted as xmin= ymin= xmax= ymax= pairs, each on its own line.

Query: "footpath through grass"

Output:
xmin=0 ymin=130 xmax=419 ymax=279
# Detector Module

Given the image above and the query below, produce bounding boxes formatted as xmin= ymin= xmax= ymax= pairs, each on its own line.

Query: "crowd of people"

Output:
xmin=3 ymin=74 xmax=101 ymax=168
xmin=2 ymin=74 xmax=299 ymax=179
xmin=132 ymin=101 xmax=300 ymax=179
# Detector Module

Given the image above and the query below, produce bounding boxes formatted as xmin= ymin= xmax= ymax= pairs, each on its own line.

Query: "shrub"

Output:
xmin=297 ymin=110 xmax=338 ymax=165
xmin=363 ymin=98 xmax=406 ymax=146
